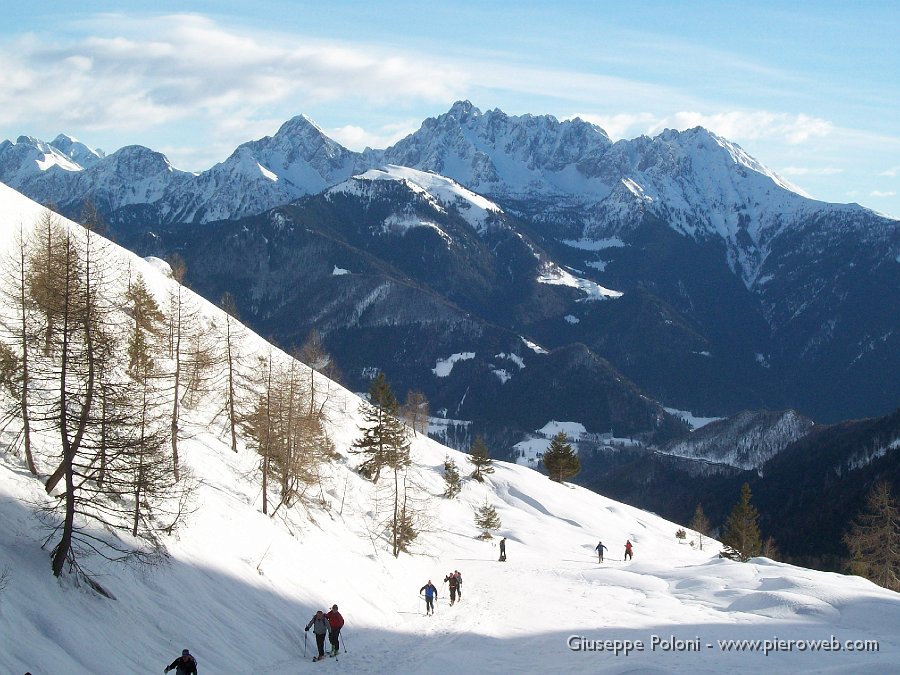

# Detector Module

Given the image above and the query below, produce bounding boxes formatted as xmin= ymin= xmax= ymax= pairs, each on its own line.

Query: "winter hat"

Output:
xmin=332 ymin=604 xmax=338 ymax=610
xmin=182 ymin=649 xmax=190 ymax=656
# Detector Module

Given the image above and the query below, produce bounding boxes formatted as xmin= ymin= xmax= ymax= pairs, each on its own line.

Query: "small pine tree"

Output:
xmin=468 ymin=436 xmax=494 ymax=482
xmin=689 ymin=503 xmax=711 ymax=551
xmin=443 ymin=456 xmax=462 ymax=498
xmin=542 ymin=431 xmax=580 ymax=482
xmin=721 ymin=483 xmax=763 ymax=562
xmin=843 ymin=481 xmax=900 ymax=591
xmin=675 ymin=528 xmax=686 ymax=541
xmin=474 ymin=499 xmax=502 ymax=539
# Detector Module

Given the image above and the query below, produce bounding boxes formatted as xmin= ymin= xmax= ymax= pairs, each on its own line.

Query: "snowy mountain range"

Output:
xmin=1 ymin=102 xmax=898 ymax=428
xmin=1 ymin=183 xmax=899 ymax=675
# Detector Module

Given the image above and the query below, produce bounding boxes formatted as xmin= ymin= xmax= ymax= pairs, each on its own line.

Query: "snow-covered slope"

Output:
xmin=0 ymin=183 xmax=898 ymax=674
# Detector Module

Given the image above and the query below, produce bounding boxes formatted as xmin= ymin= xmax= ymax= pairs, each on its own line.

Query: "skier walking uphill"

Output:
xmin=499 ymin=537 xmax=507 ymax=561
xmin=624 ymin=539 xmax=634 ymax=561
xmin=420 ymin=580 xmax=438 ymax=615
xmin=454 ymin=570 xmax=463 ymax=601
xmin=325 ymin=604 xmax=344 ymax=656
xmin=444 ymin=571 xmax=460 ymax=606
xmin=164 ymin=649 xmax=198 ymax=675
xmin=306 ymin=610 xmax=330 ymax=661
xmin=595 ymin=540 xmax=608 ymax=563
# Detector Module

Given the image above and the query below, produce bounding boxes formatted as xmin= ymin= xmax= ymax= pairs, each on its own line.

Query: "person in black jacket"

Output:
xmin=499 ymin=537 xmax=507 ymax=561
xmin=444 ymin=572 xmax=460 ymax=606
xmin=164 ymin=649 xmax=198 ymax=674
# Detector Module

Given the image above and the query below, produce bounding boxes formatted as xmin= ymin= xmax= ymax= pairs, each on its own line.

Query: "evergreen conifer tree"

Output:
xmin=542 ymin=431 xmax=580 ymax=482
xmin=474 ymin=498 xmax=502 ymax=539
xmin=721 ymin=483 xmax=763 ymax=562
xmin=844 ymin=481 xmax=900 ymax=591
xmin=352 ymin=373 xmax=410 ymax=483
xmin=468 ymin=435 xmax=494 ymax=482
xmin=443 ymin=456 xmax=462 ymax=498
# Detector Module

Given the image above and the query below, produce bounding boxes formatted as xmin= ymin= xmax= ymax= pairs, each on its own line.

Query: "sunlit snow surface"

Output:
xmin=1 ymin=182 xmax=898 ymax=674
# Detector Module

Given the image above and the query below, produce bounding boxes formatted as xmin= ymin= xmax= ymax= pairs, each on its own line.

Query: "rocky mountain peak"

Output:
xmin=50 ymin=134 xmax=105 ymax=168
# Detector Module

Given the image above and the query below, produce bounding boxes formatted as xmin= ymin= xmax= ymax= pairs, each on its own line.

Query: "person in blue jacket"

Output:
xmin=595 ymin=540 xmax=608 ymax=563
xmin=420 ymin=580 xmax=438 ymax=615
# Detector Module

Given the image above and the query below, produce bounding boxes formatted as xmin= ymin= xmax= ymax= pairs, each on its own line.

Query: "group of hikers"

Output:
xmin=594 ymin=539 xmax=633 ymax=563
xmin=305 ymin=604 xmax=345 ymax=661
xmin=161 ymin=536 xmax=636 ymax=670
xmin=419 ymin=570 xmax=464 ymax=614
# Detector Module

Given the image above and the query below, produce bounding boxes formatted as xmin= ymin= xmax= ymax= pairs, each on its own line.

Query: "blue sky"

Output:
xmin=2 ymin=1 xmax=898 ymax=217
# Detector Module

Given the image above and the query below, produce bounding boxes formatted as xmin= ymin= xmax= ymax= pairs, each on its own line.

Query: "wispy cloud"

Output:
xmin=870 ymin=190 xmax=896 ymax=198
xmin=879 ymin=166 xmax=900 ymax=177
xmin=780 ymin=166 xmax=844 ymax=176
xmin=651 ymin=111 xmax=833 ymax=144
xmin=571 ymin=110 xmax=834 ymax=145
xmin=326 ymin=121 xmax=418 ymax=151
xmin=0 ymin=14 xmax=468 ymax=133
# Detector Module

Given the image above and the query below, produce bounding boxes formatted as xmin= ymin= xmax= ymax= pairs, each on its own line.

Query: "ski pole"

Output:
xmin=304 ymin=630 xmax=308 ymax=658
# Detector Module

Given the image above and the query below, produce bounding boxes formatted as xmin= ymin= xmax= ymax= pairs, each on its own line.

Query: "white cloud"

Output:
xmin=0 ymin=14 xmax=468 ymax=133
xmin=870 ymin=190 xmax=896 ymax=198
xmin=326 ymin=122 xmax=419 ymax=152
xmin=879 ymin=166 xmax=900 ymax=177
xmin=648 ymin=111 xmax=834 ymax=145
xmin=568 ymin=112 xmax=657 ymax=140
xmin=780 ymin=166 xmax=844 ymax=176
xmin=566 ymin=109 xmax=835 ymax=146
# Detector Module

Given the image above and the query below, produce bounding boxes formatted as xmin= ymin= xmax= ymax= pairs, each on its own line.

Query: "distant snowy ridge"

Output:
xmin=659 ymin=409 xmax=814 ymax=471
xmin=329 ymin=164 xmax=504 ymax=233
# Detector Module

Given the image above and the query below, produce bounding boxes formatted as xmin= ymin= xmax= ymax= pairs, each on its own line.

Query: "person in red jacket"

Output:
xmin=325 ymin=604 xmax=344 ymax=656
xmin=624 ymin=539 xmax=634 ymax=561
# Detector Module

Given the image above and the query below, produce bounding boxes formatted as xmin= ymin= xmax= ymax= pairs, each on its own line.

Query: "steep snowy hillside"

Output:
xmin=1 ymin=185 xmax=899 ymax=675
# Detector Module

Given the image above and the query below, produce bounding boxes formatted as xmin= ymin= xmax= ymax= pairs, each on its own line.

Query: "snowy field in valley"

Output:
xmin=0 ymin=183 xmax=899 ymax=674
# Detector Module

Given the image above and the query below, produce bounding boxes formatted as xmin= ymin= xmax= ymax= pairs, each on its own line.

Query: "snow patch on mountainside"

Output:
xmin=514 ymin=421 xmax=587 ymax=467
xmin=537 ymin=261 xmax=623 ymax=300
xmin=333 ymin=165 xmax=503 ymax=233
xmin=432 ymin=351 xmax=476 ymax=377
xmin=522 ymin=337 xmax=548 ymax=354
xmin=383 ymin=212 xmax=453 ymax=245
xmin=563 ymin=236 xmax=626 ymax=251
xmin=664 ymin=407 xmax=723 ymax=431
